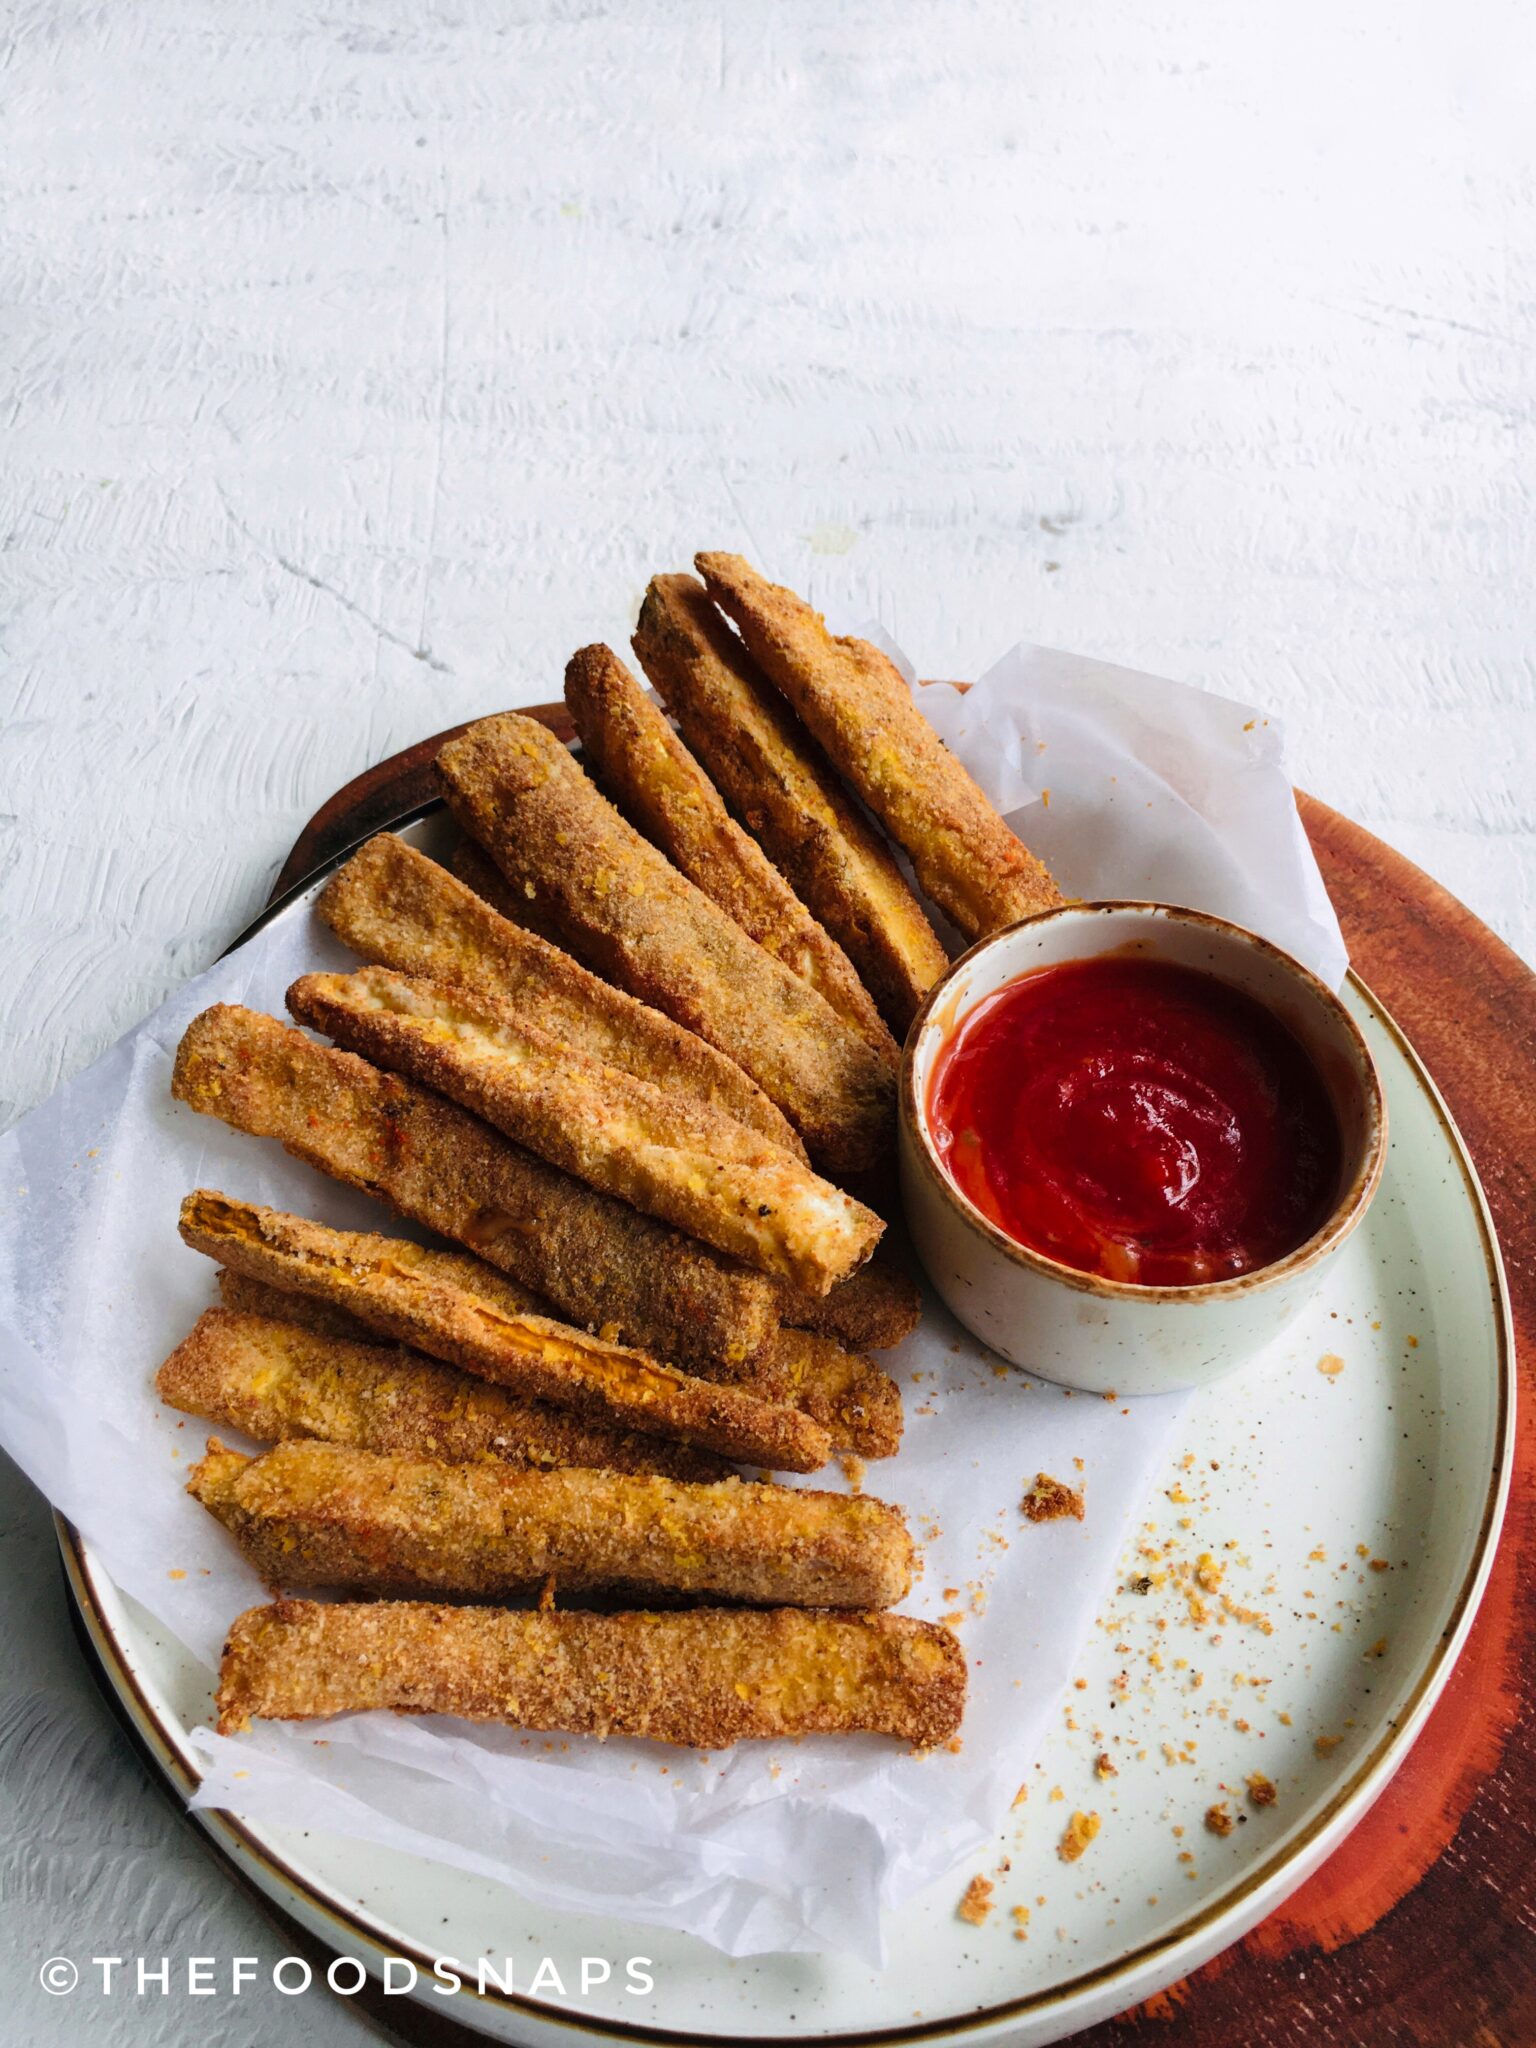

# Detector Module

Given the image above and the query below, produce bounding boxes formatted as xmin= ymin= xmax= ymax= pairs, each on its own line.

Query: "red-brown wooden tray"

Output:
xmin=111 ymin=706 xmax=1536 ymax=2045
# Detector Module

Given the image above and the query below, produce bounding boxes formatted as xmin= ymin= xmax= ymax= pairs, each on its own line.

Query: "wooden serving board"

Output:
xmin=248 ymin=708 xmax=1536 ymax=2042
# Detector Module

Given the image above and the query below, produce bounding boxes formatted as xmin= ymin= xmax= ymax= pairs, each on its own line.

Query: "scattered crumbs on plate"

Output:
xmin=1365 ymin=1637 xmax=1389 ymax=1658
xmin=956 ymin=1874 xmax=994 ymax=1926
xmin=1058 ymin=1811 xmax=1101 ymax=1863
xmin=1094 ymin=1752 xmax=1117 ymax=1779
xmin=838 ymin=1453 xmax=865 ymax=1492
xmin=1317 ymin=1352 xmax=1345 ymax=1377
xmin=1012 ymin=1783 xmax=1029 ymax=1808
xmin=1205 ymin=1802 xmax=1235 ymax=1837
xmin=1049 ymin=1784 xmax=1065 ymax=1802
xmin=1315 ymin=1734 xmax=1343 ymax=1755
xmin=166 ymin=1568 xmax=185 ymax=1580
xmin=1010 ymin=1904 xmax=1031 ymax=1941
xmin=1024 ymin=1472 xmax=1085 ymax=1523
xmin=1246 ymin=1772 xmax=1278 ymax=1808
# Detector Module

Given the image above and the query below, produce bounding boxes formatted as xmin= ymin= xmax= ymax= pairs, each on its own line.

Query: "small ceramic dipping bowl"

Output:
xmin=898 ymin=904 xmax=1387 ymax=1395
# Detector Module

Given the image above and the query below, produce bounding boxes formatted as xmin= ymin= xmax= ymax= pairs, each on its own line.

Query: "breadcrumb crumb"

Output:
xmin=957 ymin=1874 xmax=995 ymax=1926
xmin=1024 ymin=1472 xmax=1085 ymax=1523
xmin=1058 ymin=1811 xmax=1101 ymax=1863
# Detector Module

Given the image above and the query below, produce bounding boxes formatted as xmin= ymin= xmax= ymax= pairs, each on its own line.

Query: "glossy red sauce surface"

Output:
xmin=927 ymin=956 xmax=1343 ymax=1287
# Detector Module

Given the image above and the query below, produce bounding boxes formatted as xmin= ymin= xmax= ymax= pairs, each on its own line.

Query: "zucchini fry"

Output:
xmin=319 ymin=833 xmax=800 ymax=1155
xmin=287 ymin=965 xmax=882 ymax=1295
xmin=171 ymin=1005 xmax=780 ymax=1374
xmin=695 ymin=552 xmax=1062 ymax=939
xmin=218 ymin=1270 xmax=898 ymax=1457
xmin=190 ymin=1438 xmax=912 ymax=1608
xmin=217 ymin=1599 xmax=967 ymax=1747
xmin=632 ymin=572 xmax=948 ymax=1032
xmin=178 ymin=1192 xmax=830 ymax=1472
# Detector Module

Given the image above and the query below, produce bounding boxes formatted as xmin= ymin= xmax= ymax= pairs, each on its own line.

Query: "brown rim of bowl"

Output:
xmin=900 ymin=900 xmax=1389 ymax=1307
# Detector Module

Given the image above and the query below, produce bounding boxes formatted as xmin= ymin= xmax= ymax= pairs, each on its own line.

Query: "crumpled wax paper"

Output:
xmin=0 ymin=643 xmax=1345 ymax=1964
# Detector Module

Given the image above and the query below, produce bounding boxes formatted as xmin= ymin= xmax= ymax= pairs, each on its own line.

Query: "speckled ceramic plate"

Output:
xmin=57 ymin=813 xmax=1513 ymax=2048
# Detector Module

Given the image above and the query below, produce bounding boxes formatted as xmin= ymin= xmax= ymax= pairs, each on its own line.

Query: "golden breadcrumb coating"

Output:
xmin=216 ymin=1599 xmax=967 ymax=1748
xmin=433 ymin=699 xmax=893 ymax=1175
xmin=777 ymin=1246 xmax=923 ymax=1351
xmin=760 ymin=1328 xmax=903 ymax=1459
xmin=171 ymin=1004 xmax=779 ymax=1374
xmin=287 ymin=964 xmax=882 ymax=1296
xmin=159 ymin=1307 xmax=727 ymax=1481
xmin=189 ymin=1437 xmax=912 ymax=1608
xmin=695 ymin=552 xmax=1062 ymax=940
xmin=633 ymin=573 xmax=947 ymax=1033
xmin=179 ymin=1192 xmax=830 ymax=1472
xmin=565 ymin=647 xmax=896 ymax=1064
xmin=319 ymin=833 xmax=800 ymax=1155
xmin=218 ymin=1267 xmax=897 ymax=1457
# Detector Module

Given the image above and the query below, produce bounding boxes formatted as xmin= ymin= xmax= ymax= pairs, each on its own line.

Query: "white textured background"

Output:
xmin=3 ymin=1 xmax=1533 ymax=2039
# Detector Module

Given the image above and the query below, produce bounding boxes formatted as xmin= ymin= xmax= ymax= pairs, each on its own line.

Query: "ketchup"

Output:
xmin=927 ymin=956 xmax=1342 ymax=1287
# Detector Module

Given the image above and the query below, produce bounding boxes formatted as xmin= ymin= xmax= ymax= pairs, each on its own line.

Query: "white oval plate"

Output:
xmin=59 ymin=809 xmax=1513 ymax=2048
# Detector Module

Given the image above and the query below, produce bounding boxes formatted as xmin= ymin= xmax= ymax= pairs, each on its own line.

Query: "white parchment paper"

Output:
xmin=0 ymin=647 xmax=1344 ymax=1963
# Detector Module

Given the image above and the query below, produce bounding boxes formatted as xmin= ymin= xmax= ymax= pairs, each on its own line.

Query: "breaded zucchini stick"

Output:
xmin=632 ymin=573 xmax=948 ymax=1033
xmin=319 ymin=834 xmax=801 ymax=1156
xmin=218 ymin=1270 xmax=897 ymax=1458
xmin=433 ymin=699 xmax=894 ymax=1175
xmin=179 ymin=1192 xmax=829 ymax=1472
xmin=171 ymin=1006 xmax=780 ymax=1373
xmin=287 ymin=965 xmax=882 ymax=1296
xmin=158 ymin=1308 xmax=728 ymax=1481
xmin=190 ymin=1438 xmax=913 ymax=1608
xmin=564 ymin=650 xmax=896 ymax=1065
xmin=696 ymin=552 xmax=1062 ymax=940
xmin=217 ymin=1599 xmax=967 ymax=1746
xmin=777 ymin=1248 xmax=923 ymax=1352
